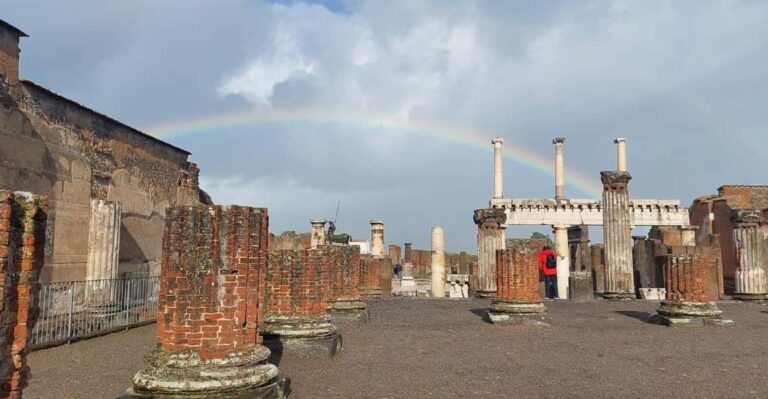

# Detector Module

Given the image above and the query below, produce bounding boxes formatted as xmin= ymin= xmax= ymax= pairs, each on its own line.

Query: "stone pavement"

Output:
xmin=27 ymin=298 xmax=768 ymax=399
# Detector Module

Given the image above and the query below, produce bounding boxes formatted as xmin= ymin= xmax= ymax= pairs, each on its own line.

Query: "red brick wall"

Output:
xmin=156 ymin=205 xmax=268 ymax=360
xmin=320 ymin=245 xmax=360 ymax=301
xmin=388 ymin=245 xmax=401 ymax=264
xmin=664 ymin=251 xmax=712 ymax=303
xmin=358 ymin=256 xmax=380 ymax=292
xmin=495 ymin=247 xmax=540 ymax=302
xmin=0 ymin=191 xmax=47 ymax=399
xmin=264 ymin=249 xmax=328 ymax=316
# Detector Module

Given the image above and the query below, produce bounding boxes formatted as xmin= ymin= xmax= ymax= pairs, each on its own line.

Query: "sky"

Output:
xmin=4 ymin=0 xmax=768 ymax=252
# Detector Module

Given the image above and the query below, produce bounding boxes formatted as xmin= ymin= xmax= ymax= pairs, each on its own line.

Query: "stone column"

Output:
xmin=473 ymin=208 xmax=507 ymax=298
xmin=553 ymin=137 xmax=566 ymax=201
xmin=632 ymin=236 xmax=653 ymax=289
xmin=131 ymin=205 xmax=288 ymax=398
xmin=310 ymin=218 xmax=327 ymax=249
xmin=358 ymin=255 xmax=385 ymax=298
xmin=488 ymin=247 xmax=548 ymax=325
xmin=323 ymin=245 xmax=369 ymax=322
xmin=404 ymin=243 xmax=413 ymax=263
xmin=649 ymin=252 xmax=733 ymax=326
xmin=431 ymin=226 xmax=446 ymax=298
xmin=85 ymin=199 xmax=121 ymax=309
xmin=615 ymin=137 xmax=627 ymax=172
xmin=591 ymin=244 xmax=605 ymax=293
xmin=261 ymin=249 xmax=341 ymax=357
xmin=731 ymin=210 xmax=767 ymax=300
xmin=553 ymin=225 xmax=570 ymax=299
xmin=492 ymin=138 xmax=504 ymax=199
xmin=601 ymin=171 xmax=635 ymax=299
xmin=370 ymin=219 xmax=385 ymax=257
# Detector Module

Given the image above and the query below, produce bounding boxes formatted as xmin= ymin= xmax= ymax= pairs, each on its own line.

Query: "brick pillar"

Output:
xmin=590 ymin=244 xmax=605 ymax=293
xmin=488 ymin=246 xmax=547 ymax=325
xmin=261 ymin=249 xmax=341 ymax=358
xmin=0 ymin=191 xmax=47 ymax=399
xmin=632 ymin=236 xmax=653 ymax=289
xmin=388 ymin=245 xmax=401 ymax=264
xmin=85 ymin=199 xmax=121 ymax=310
xmin=131 ymin=205 xmax=288 ymax=398
xmin=731 ymin=210 xmax=767 ymax=300
xmin=322 ymin=245 xmax=369 ymax=322
xmin=650 ymin=251 xmax=732 ymax=326
xmin=403 ymin=243 xmax=412 ymax=263
xmin=474 ymin=208 xmax=507 ymax=298
xmin=600 ymin=171 xmax=635 ymax=299
xmin=359 ymin=255 xmax=385 ymax=297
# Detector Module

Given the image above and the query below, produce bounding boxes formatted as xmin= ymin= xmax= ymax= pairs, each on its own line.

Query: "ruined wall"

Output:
xmin=0 ymin=80 xmax=201 ymax=281
xmin=0 ymin=191 xmax=47 ymax=399
xmin=320 ymin=245 xmax=361 ymax=303
xmin=269 ymin=231 xmax=311 ymax=251
xmin=264 ymin=250 xmax=329 ymax=317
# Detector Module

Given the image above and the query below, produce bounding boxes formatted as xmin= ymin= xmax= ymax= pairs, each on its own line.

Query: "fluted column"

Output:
xmin=474 ymin=208 xmax=507 ymax=298
xmin=553 ymin=137 xmax=565 ymax=201
xmin=553 ymin=225 xmax=570 ymax=299
xmin=370 ymin=220 xmax=385 ymax=257
xmin=85 ymin=199 xmax=121 ymax=308
xmin=731 ymin=210 xmax=767 ymax=300
xmin=492 ymin=138 xmax=504 ymax=199
xmin=310 ymin=219 xmax=327 ymax=249
xmin=600 ymin=171 xmax=634 ymax=299
xmin=431 ymin=226 xmax=446 ymax=298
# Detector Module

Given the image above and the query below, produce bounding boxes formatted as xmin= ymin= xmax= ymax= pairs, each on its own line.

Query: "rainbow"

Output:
xmin=145 ymin=107 xmax=604 ymax=198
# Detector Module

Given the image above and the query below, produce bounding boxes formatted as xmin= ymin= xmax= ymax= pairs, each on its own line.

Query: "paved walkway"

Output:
xmin=27 ymin=298 xmax=768 ymax=398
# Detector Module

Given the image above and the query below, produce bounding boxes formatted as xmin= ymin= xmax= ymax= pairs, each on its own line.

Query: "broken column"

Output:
xmin=261 ymin=249 xmax=341 ymax=358
xmin=601 ymin=171 xmax=635 ymax=299
xmin=130 ymin=205 xmax=288 ymax=398
xmin=553 ymin=225 xmax=570 ymax=299
xmin=370 ymin=220 xmax=385 ymax=257
xmin=591 ymin=244 xmax=605 ymax=293
xmin=323 ymin=245 xmax=369 ymax=322
xmin=731 ymin=210 xmax=767 ymax=300
xmin=359 ymin=256 xmax=384 ymax=297
xmin=309 ymin=218 xmax=327 ymax=249
xmin=473 ymin=208 xmax=507 ymax=298
xmin=85 ymin=199 xmax=121 ymax=311
xmin=492 ymin=138 xmax=504 ymax=199
xmin=0 ymin=191 xmax=47 ymax=399
xmin=388 ymin=244 xmax=401 ymax=264
xmin=430 ymin=226 xmax=446 ymax=298
xmin=649 ymin=252 xmax=733 ymax=326
xmin=488 ymin=246 xmax=548 ymax=325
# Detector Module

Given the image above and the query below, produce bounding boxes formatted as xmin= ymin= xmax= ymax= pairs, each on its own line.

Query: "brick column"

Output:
xmin=131 ymin=205 xmax=288 ymax=398
xmin=388 ymin=245 xmax=401 ymax=264
xmin=0 ymin=191 xmax=47 ymax=399
xmin=600 ymin=171 xmax=635 ymax=299
xmin=322 ymin=245 xmax=369 ymax=322
xmin=590 ymin=244 xmax=605 ymax=293
xmin=650 ymin=251 xmax=733 ymax=326
xmin=473 ymin=208 xmax=507 ymax=298
xmin=488 ymin=246 xmax=547 ymax=325
xmin=359 ymin=255 xmax=385 ymax=297
xmin=731 ymin=210 xmax=767 ymax=300
xmin=261 ymin=249 xmax=341 ymax=358
xmin=85 ymin=199 xmax=121 ymax=311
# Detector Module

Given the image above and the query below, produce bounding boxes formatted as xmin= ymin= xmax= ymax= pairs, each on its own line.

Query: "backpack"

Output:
xmin=545 ymin=253 xmax=557 ymax=269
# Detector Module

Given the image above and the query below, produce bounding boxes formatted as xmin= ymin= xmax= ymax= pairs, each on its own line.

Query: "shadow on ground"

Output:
xmin=469 ymin=307 xmax=491 ymax=323
xmin=614 ymin=310 xmax=652 ymax=323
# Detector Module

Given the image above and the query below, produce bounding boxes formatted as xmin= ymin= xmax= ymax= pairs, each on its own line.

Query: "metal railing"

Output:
xmin=29 ymin=275 xmax=160 ymax=349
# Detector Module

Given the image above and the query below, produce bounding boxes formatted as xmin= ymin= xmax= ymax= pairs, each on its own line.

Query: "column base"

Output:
xmin=648 ymin=301 xmax=734 ymax=327
xmin=488 ymin=300 xmax=549 ymax=326
xmin=732 ymin=293 xmax=767 ymax=301
xmin=328 ymin=298 xmax=369 ymax=322
xmin=475 ymin=289 xmax=497 ymax=298
xmin=130 ymin=347 xmax=288 ymax=399
xmin=600 ymin=292 xmax=636 ymax=300
xmin=259 ymin=315 xmax=342 ymax=358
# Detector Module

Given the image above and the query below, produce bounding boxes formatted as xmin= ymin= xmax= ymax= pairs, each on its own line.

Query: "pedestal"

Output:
xmin=488 ymin=300 xmax=549 ymax=326
xmin=260 ymin=315 xmax=342 ymax=358
xmin=328 ymin=298 xmax=370 ymax=322
xmin=648 ymin=301 xmax=733 ymax=327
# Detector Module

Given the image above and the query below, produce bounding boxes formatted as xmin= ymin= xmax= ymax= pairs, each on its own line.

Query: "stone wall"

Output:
xmin=0 ymin=191 xmax=47 ymax=399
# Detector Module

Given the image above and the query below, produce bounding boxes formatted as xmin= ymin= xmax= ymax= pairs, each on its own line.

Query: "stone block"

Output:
xmin=568 ymin=271 xmax=594 ymax=301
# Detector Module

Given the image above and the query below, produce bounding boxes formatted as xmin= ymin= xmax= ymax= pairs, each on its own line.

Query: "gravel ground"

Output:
xmin=26 ymin=298 xmax=768 ymax=399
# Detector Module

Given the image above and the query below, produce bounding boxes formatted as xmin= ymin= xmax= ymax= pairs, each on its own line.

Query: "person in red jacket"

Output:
xmin=538 ymin=246 xmax=558 ymax=299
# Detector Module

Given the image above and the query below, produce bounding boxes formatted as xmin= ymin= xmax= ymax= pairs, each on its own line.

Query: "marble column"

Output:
xmin=431 ymin=226 xmax=446 ymax=298
xmin=474 ymin=208 xmax=507 ymax=298
xmin=310 ymin=218 xmax=327 ymax=249
xmin=553 ymin=225 xmax=570 ymax=299
xmin=731 ymin=210 xmax=767 ymax=300
xmin=615 ymin=137 xmax=627 ymax=172
xmin=600 ymin=171 xmax=635 ymax=299
xmin=553 ymin=137 xmax=565 ymax=201
xmin=492 ymin=138 xmax=504 ymax=199
xmin=86 ymin=199 xmax=121 ymax=308
xmin=370 ymin=219 xmax=385 ymax=257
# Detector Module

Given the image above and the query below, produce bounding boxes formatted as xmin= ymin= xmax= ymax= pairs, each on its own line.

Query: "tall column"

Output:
xmin=731 ymin=210 xmax=767 ymax=300
xmin=492 ymin=138 xmax=504 ymax=199
xmin=85 ymin=199 xmax=122 ymax=310
xmin=473 ymin=208 xmax=507 ymax=298
xmin=601 ymin=171 xmax=635 ymax=299
xmin=615 ymin=137 xmax=627 ymax=172
xmin=553 ymin=137 xmax=565 ymax=201
xmin=404 ymin=243 xmax=413 ymax=263
xmin=370 ymin=219 xmax=385 ymax=257
xmin=553 ymin=225 xmax=570 ymax=299
xmin=431 ymin=226 xmax=446 ymax=298
xmin=488 ymin=246 xmax=547 ymax=325
xmin=591 ymin=244 xmax=605 ymax=293
xmin=310 ymin=218 xmax=327 ymax=249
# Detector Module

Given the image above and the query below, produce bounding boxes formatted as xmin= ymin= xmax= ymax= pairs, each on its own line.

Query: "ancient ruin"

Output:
xmin=324 ymin=246 xmax=369 ymax=322
xmin=488 ymin=245 xmax=548 ymax=326
xmin=473 ymin=208 xmax=507 ymax=298
xmin=430 ymin=226 xmax=446 ymax=298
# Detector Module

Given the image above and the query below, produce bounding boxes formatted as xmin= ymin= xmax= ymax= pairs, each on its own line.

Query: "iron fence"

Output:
xmin=29 ymin=275 xmax=160 ymax=349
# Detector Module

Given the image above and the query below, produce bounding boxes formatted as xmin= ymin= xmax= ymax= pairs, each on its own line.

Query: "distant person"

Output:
xmin=394 ymin=262 xmax=403 ymax=279
xmin=538 ymin=245 xmax=558 ymax=299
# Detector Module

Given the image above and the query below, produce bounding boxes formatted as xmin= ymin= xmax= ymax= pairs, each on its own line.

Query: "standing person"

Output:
xmin=538 ymin=246 xmax=558 ymax=299
xmin=394 ymin=262 xmax=403 ymax=279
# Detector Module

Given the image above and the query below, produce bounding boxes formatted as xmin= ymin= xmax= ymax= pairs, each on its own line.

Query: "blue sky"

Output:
xmin=4 ymin=1 xmax=768 ymax=252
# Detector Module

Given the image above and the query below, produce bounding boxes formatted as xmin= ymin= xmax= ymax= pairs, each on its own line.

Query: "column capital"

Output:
xmin=730 ymin=209 xmax=763 ymax=227
xmin=614 ymin=137 xmax=627 ymax=144
xmin=552 ymin=137 xmax=565 ymax=145
xmin=473 ymin=208 xmax=507 ymax=229
xmin=310 ymin=218 xmax=327 ymax=225
xmin=491 ymin=137 xmax=504 ymax=145
xmin=600 ymin=171 xmax=632 ymax=190
xmin=369 ymin=219 xmax=384 ymax=226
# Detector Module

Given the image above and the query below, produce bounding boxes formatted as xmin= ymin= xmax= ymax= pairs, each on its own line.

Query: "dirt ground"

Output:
xmin=26 ymin=298 xmax=768 ymax=399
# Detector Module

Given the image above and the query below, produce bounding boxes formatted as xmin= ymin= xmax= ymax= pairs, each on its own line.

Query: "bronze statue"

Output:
xmin=326 ymin=221 xmax=351 ymax=245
